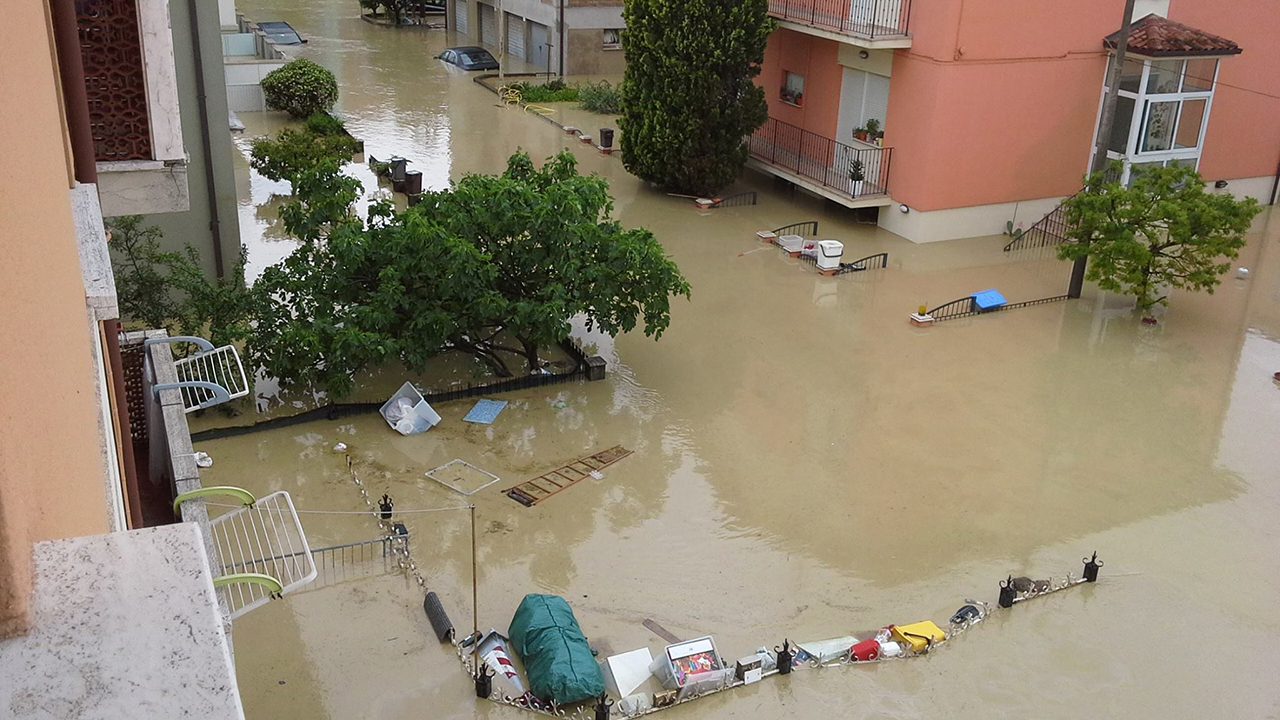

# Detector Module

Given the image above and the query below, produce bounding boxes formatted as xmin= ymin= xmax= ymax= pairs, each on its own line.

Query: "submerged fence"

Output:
xmin=749 ymin=118 xmax=892 ymax=200
xmin=925 ymin=294 xmax=1071 ymax=322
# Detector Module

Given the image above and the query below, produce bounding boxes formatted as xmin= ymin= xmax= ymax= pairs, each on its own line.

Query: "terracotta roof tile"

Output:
xmin=1104 ymin=14 xmax=1242 ymax=57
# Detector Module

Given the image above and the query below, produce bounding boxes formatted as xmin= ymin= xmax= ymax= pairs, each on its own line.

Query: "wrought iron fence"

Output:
xmin=1004 ymin=202 xmax=1075 ymax=252
xmin=750 ymin=118 xmax=892 ymax=200
xmin=773 ymin=221 xmax=819 ymax=237
xmin=767 ymin=0 xmax=911 ymax=38
xmin=220 ymin=533 xmax=412 ymax=593
xmin=77 ymin=0 xmax=152 ymax=161
xmin=842 ymin=252 xmax=889 ymax=271
xmin=710 ymin=191 xmax=758 ymax=208
xmin=927 ymin=294 xmax=1071 ymax=322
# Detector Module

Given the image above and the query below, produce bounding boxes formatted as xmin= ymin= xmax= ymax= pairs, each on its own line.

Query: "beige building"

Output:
xmin=0 ymin=0 xmax=244 ymax=715
xmin=449 ymin=0 xmax=626 ymax=75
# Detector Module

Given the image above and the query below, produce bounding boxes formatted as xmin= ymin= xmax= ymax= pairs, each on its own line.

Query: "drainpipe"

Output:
xmin=186 ymin=0 xmax=227 ymax=278
xmin=558 ymin=0 xmax=565 ymax=78
xmin=1270 ymin=156 xmax=1280 ymax=206
xmin=49 ymin=0 xmax=97 ymax=185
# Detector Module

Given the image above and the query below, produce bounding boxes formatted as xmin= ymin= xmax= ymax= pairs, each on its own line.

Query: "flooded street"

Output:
xmin=210 ymin=1 xmax=1280 ymax=718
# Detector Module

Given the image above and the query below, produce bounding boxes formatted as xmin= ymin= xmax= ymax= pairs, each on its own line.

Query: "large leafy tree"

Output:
xmin=1057 ymin=164 xmax=1260 ymax=313
xmin=251 ymin=152 xmax=691 ymax=396
xmin=619 ymin=0 xmax=771 ymax=196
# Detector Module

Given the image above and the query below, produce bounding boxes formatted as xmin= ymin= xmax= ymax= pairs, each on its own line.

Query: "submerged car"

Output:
xmin=438 ymin=46 xmax=499 ymax=71
xmin=257 ymin=21 xmax=306 ymax=45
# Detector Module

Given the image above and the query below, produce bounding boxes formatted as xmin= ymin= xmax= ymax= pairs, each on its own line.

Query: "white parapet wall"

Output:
xmin=878 ymin=195 xmax=1068 ymax=244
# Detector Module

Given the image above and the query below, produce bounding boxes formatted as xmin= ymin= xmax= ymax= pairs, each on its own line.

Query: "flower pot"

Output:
xmin=850 ymin=180 xmax=865 ymax=196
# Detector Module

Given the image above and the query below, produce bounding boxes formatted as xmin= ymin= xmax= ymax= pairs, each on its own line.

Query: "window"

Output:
xmin=781 ymin=71 xmax=804 ymax=106
xmin=1174 ymin=98 xmax=1207 ymax=149
xmin=1107 ymin=95 xmax=1136 ymax=154
xmin=1146 ymin=59 xmax=1183 ymax=94
xmin=603 ymin=29 xmax=621 ymax=49
xmin=1182 ymin=58 xmax=1217 ymax=92
xmin=1141 ymin=100 xmax=1177 ymax=152
xmin=1110 ymin=56 xmax=1145 ymax=93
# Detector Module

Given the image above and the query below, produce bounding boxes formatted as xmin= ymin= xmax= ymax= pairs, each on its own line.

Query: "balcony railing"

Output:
xmin=768 ymin=0 xmax=910 ymax=40
xmin=748 ymin=117 xmax=892 ymax=201
xmin=77 ymin=0 xmax=152 ymax=161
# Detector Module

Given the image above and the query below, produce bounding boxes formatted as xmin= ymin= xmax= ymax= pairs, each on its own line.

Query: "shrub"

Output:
xmin=250 ymin=127 xmax=360 ymax=184
xmin=261 ymin=59 xmax=339 ymax=118
xmin=578 ymin=80 xmax=622 ymax=114
xmin=511 ymin=80 xmax=579 ymax=103
xmin=304 ymin=112 xmax=347 ymax=136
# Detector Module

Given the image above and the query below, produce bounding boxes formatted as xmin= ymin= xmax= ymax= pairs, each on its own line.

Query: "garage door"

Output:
xmin=453 ymin=0 xmax=467 ymax=35
xmin=479 ymin=3 xmax=496 ymax=47
xmin=507 ymin=13 xmax=524 ymax=60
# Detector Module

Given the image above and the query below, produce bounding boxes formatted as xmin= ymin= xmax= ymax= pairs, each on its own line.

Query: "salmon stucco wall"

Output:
xmin=884 ymin=0 xmax=1122 ymax=212
xmin=0 ymin=0 xmax=112 ymax=636
xmin=1169 ymin=0 xmax=1280 ymax=183
xmin=760 ymin=29 xmax=843 ymax=139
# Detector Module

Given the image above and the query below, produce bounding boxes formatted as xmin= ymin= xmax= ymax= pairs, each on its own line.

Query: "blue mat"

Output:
xmin=463 ymin=399 xmax=508 ymax=424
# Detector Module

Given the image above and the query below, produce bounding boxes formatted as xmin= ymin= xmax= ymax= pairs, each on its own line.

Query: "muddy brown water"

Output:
xmin=213 ymin=2 xmax=1280 ymax=718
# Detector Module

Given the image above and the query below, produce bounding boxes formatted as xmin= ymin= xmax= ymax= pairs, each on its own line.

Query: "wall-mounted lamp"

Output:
xmin=859 ymin=50 xmax=870 ymax=59
xmin=899 ymin=204 xmax=910 ymax=213
xmin=1214 ymin=180 xmax=1229 ymax=189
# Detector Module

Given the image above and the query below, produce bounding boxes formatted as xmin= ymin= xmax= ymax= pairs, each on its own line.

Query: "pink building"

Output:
xmin=752 ymin=0 xmax=1280 ymax=243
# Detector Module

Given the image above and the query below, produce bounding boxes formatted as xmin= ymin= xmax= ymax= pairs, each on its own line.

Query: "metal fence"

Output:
xmin=767 ymin=0 xmax=911 ymax=38
xmin=773 ymin=221 xmax=819 ymax=237
xmin=221 ymin=533 xmax=412 ymax=594
xmin=1004 ymin=202 xmax=1075 ymax=252
xmin=926 ymin=294 xmax=1071 ymax=322
xmin=711 ymin=192 xmax=758 ymax=208
xmin=750 ymin=118 xmax=892 ymax=200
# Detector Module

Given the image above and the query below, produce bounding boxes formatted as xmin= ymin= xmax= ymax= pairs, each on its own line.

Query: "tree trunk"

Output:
xmin=517 ymin=336 xmax=541 ymax=374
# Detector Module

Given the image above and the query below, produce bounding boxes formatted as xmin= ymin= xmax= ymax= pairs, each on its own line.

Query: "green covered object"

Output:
xmin=509 ymin=594 xmax=605 ymax=704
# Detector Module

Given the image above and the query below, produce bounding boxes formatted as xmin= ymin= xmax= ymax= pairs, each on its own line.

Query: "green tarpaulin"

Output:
xmin=509 ymin=594 xmax=605 ymax=705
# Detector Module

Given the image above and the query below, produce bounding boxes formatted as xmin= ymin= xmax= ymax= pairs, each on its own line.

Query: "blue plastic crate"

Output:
xmin=971 ymin=288 xmax=1007 ymax=310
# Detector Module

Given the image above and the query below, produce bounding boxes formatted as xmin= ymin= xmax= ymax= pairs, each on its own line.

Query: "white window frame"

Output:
xmin=1089 ymin=54 xmax=1221 ymax=185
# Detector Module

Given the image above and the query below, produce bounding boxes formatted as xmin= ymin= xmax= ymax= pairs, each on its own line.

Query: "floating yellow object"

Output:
xmin=892 ymin=621 xmax=946 ymax=652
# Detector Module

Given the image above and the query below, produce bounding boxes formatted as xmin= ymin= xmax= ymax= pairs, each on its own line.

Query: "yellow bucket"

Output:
xmin=892 ymin=621 xmax=946 ymax=652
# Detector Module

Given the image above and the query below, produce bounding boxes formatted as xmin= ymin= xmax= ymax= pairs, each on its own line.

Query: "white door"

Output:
xmin=480 ymin=3 xmax=496 ymax=47
xmin=507 ymin=13 xmax=524 ymax=60
xmin=529 ymin=22 xmax=549 ymax=70
xmin=453 ymin=0 xmax=468 ymax=35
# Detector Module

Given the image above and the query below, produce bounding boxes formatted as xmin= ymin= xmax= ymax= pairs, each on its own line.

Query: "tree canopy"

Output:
xmin=1057 ymin=164 xmax=1260 ymax=313
xmin=251 ymin=151 xmax=691 ymax=396
xmin=619 ymin=0 xmax=772 ymax=196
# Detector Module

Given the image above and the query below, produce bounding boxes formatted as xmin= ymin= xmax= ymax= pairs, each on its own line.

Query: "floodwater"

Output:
xmin=210 ymin=2 xmax=1280 ymax=718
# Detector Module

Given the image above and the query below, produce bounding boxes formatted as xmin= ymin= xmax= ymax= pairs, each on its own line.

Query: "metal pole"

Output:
xmin=1071 ymin=0 xmax=1136 ymax=299
xmin=497 ymin=0 xmax=505 ymax=80
xmin=470 ymin=503 xmax=478 ymax=638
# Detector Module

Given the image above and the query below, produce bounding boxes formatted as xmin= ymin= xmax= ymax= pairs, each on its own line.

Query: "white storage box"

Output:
xmin=379 ymin=381 xmax=442 ymax=435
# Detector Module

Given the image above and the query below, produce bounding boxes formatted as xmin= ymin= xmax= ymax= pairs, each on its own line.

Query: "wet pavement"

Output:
xmin=213 ymin=1 xmax=1280 ymax=718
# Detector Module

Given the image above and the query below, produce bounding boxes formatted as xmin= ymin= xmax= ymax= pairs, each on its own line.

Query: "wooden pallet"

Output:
xmin=504 ymin=446 xmax=633 ymax=507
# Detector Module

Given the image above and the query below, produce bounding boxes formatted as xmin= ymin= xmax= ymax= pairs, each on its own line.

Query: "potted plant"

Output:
xmin=864 ymin=118 xmax=882 ymax=146
xmin=853 ymin=124 xmax=867 ymax=142
xmin=849 ymin=158 xmax=866 ymax=196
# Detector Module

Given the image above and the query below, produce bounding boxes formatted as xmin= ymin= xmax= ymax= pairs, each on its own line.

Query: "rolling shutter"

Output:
xmin=454 ymin=0 xmax=467 ymax=35
xmin=863 ymin=73 xmax=890 ymax=130
xmin=507 ymin=14 xmax=524 ymax=60
xmin=480 ymin=3 xmax=496 ymax=47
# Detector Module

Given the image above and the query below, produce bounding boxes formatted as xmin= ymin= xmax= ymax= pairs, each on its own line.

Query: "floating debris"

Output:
xmin=427 ymin=459 xmax=502 ymax=496
xmin=463 ymin=399 xmax=508 ymax=425
xmin=504 ymin=446 xmax=634 ymax=507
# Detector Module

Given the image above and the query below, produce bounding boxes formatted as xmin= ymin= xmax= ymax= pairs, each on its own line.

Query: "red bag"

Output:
xmin=850 ymin=639 xmax=880 ymax=662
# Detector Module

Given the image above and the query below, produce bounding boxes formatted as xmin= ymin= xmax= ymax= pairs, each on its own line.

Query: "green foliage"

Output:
xmin=1057 ymin=163 xmax=1260 ymax=312
xmin=261 ymin=59 xmax=339 ymax=118
xmin=619 ymin=0 xmax=772 ymax=195
xmin=304 ymin=111 xmax=347 ymax=136
xmin=848 ymin=159 xmax=865 ymax=182
xmin=511 ymin=80 xmax=580 ymax=103
xmin=249 ymin=123 xmax=359 ymax=185
xmin=251 ymin=151 xmax=691 ymax=396
xmin=107 ymin=216 xmax=253 ymax=348
xmin=578 ymin=80 xmax=622 ymax=114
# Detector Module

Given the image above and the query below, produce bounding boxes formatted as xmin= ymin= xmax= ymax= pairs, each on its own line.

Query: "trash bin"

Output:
xmin=390 ymin=156 xmax=408 ymax=183
xmin=404 ymin=170 xmax=423 ymax=195
xmin=817 ymin=240 xmax=844 ymax=270
xmin=599 ymin=128 xmax=615 ymax=149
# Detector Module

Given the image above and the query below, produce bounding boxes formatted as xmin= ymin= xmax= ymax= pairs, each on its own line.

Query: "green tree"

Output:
xmin=250 ymin=122 xmax=359 ymax=185
xmin=619 ymin=0 xmax=771 ymax=195
xmin=107 ymin=216 xmax=253 ymax=348
xmin=251 ymin=152 xmax=691 ymax=395
xmin=261 ymin=59 xmax=339 ymax=118
xmin=1057 ymin=164 xmax=1260 ymax=313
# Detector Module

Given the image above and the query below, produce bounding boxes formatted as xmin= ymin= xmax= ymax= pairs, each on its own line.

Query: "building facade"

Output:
xmin=1 ymin=1 xmax=242 ymax=714
xmin=752 ymin=0 xmax=1280 ymax=243
xmin=448 ymin=0 xmax=626 ymax=76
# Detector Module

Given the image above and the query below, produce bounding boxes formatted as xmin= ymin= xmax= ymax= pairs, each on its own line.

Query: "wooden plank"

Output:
xmin=503 ymin=446 xmax=633 ymax=506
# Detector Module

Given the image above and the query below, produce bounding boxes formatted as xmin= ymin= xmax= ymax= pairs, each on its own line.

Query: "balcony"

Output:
xmin=748 ymin=117 xmax=893 ymax=208
xmin=767 ymin=0 xmax=911 ymax=48
xmin=77 ymin=0 xmax=189 ymax=215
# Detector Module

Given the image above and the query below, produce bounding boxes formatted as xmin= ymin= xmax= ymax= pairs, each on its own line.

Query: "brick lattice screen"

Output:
xmin=76 ymin=0 xmax=152 ymax=161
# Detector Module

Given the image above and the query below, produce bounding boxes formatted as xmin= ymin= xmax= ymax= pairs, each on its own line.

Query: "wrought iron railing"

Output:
xmin=773 ymin=221 xmax=819 ymax=237
xmin=77 ymin=0 xmax=153 ymax=161
xmin=1004 ymin=200 xmax=1076 ymax=252
xmin=750 ymin=118 xmax=892 ymax=200
xmin=710 ymin=191 xmax=759 ymax=208
xmin=926 ymin=294 xmax=1071 ymax=322
xmin=843 ymin=252 xmax=889 ymax=271
xmin=767 ymin=0 xmax=911 ymax=39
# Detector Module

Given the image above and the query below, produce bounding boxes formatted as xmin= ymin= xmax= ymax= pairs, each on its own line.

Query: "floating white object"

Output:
xmin=332 ymin=442 xmax=348 ymax=453
xmin=426 ymin=459 xmax=501 ymax=495
xmin=601 ymin=647 xmax=654 ymax=699
xmin=379 ymin=382 xmax=441 ymax=435
xmin=1237 ymin=267 xmax=1249 ymax=278
xmin=193 ymin=451 xmax=213 ymax=468
xmin=796 ymin=636 xmax=856 ymax=665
